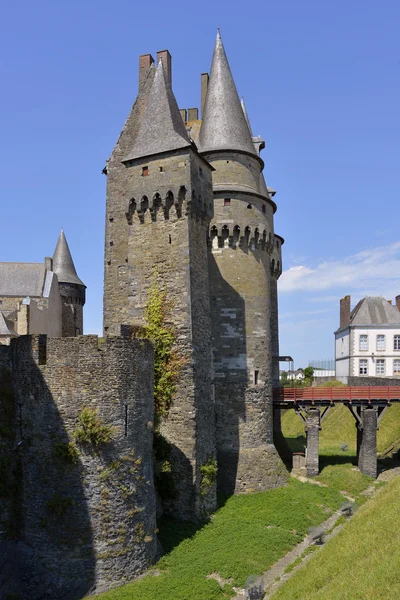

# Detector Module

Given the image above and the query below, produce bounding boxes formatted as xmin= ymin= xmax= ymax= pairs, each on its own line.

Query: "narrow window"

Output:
xmin=376 ymin=359 xmax=385 ymax=375
xmin=376 ymin=335 xmax=385 ymax=351
xmin=247 ymin=204 xmax=252 ymax=209
xmin=169 ymin=234 xmax=172 ymax=244
xmin=359 ymin=334 xmax=368 ymax=351
xmin=142 ymin=166 xmax=149 ymax=176
xmin=109 ymin=240 xmax=113 ymax=246
xmin=159 ymin=166 xmax=164 ymax=172
xmin=394 ymin=359 xmax=400 ymax=374
xmin=124 ymin=405 xmax=128 ymax=437
xmin=394 ymin=335 xmax=400 ymax=351
xmin=224 ymin=198 xmax=231 ymax=206
xmin=359 ymin=359 xmax=368 ymax=375
xmin=109 ymin=217 xmax=114 ymax=222
xmin=199 ymin=167 xmax=203 ymax=176
xmin=262 ymin=205 xmax=266 ymax=214
xmin=254 ymin=370 xmax=259 ymax=385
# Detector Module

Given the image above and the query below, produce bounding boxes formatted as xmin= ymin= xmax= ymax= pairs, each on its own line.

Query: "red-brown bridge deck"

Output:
xmin=273 ymin=387 xmax=400 ymax=407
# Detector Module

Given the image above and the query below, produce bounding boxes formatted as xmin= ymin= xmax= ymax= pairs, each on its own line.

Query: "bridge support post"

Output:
xmin=305 ymin=408 xmax=321 ymax=477
xmin=358 ymin=407 xmax=378 ymax=478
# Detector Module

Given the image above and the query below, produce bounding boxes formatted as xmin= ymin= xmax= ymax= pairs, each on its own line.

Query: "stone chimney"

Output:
xmin=156 ymin=50 xmax=172 ymax=86
xmin=340 ymin=295 xmax=351 ymax=328
xmin=201 ymin=72 xmax=209 ymax=117
xmin=44 ymin=256 xmax=53 ymax=271
xmin=139 ymin=53 xmax=154 ymax=90
xmin=396 ymin=295 xmax=400 ymax=312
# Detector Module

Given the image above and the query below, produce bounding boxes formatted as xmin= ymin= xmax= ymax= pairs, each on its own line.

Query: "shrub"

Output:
xmin=73 ymin=407 xmax=115 ymax=448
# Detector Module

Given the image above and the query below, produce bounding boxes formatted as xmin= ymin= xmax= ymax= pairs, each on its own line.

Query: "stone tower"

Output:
xmin=103 ymin=53 xmax=216 ymax=520
xmin=52 ymin=229 xmax=86 ymax=336
xmin=198 ymin=32 xmax=287 ymax=495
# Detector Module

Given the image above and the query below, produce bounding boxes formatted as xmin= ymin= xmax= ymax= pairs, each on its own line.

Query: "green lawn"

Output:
xmin=92 ymin=480 xmax=346 ymax=600
xmin=271 ymin=475 xmax=400 ymax=600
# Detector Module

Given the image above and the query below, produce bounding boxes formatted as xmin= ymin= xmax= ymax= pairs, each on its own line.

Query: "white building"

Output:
xmin=335 ymin=295 xmax=400 ymax=383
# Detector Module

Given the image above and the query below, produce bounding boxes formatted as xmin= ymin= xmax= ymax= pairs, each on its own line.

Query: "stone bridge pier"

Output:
xmin=289 ymin=403 xmax=390 ymax=480
xmin=349 ymin=405 xmax=388 ymax=478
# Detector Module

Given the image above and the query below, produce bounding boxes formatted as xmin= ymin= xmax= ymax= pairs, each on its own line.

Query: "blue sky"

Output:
xmin=1 ymin=0 xmax=399 ymax=367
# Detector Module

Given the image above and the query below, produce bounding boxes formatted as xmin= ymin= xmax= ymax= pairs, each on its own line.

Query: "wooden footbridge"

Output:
xmin=272 ymin=387 xmax=400 ymax=479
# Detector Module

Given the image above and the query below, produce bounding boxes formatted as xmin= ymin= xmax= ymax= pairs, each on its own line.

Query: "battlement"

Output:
xmin=209 ymin=223 xmax=279 ymax=256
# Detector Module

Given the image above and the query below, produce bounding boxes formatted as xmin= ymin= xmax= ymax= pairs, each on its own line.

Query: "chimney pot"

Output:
xmin=340 ymin=295 xmax=351 ymax=329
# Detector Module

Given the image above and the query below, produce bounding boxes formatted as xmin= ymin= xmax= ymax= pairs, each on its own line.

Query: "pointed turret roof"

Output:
xmin=199 ymin=31 xmax=257 ymax=156
xmin=241 ymin=98 xmax=253 ymax=136
xmin=124 ymin=59 xmax=191 ymax=162
xmin=52 ymin=230 xmax=85 ymax=287
xmin=0 ymin=311 xmax=17 ymax=338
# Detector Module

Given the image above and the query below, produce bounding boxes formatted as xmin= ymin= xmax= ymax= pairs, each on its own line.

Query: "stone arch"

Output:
xmin=210 ymin=225 xmax=218 ymax=249
xmin=244 ymin=226 xmax=251 ymax=247
xmin=233 ymin=225 xmax=240 ymax=248
xmin=164 ymin=190 xmax=174 ymax=220
xmin=176 ymin=186 xmax=186 ymax=218
xmin=151 ymin=193 xmax=162 ymax=221
xmin=126 ymin=197 xmax=137 ymax=225
xmin=221 ymin=225 xmax=229 ymax=248
xmin=138 ymin=196 xmax=149 ymax=224
xmin=261 ymin=229 xmax=267 ymax=250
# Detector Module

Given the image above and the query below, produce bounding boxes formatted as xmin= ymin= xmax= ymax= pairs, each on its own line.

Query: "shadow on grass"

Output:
xmin=158 ymin=517 xmax=207 ymax=554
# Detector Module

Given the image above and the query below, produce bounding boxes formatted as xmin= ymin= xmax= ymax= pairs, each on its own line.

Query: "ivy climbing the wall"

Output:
xmin=137 ymin=271 xmax=186 ymax=421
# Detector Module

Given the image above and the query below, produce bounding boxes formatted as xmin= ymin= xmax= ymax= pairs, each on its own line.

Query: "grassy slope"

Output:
xmin=271 ymin=476 xmax=400 ymax=600
xmin=92 ymin=480 xmax=346 ymax=600
xmin=281 ymin=402 xmax=400 ymax=455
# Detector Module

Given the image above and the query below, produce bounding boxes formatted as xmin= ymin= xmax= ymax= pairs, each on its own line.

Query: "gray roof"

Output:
xmin=124 ymin=59 xmax=191 ymax=161
xmin=198 ymin=31 xmax=258 ymax=157
xmin=0 ymin=311 xmax=17 ymax=337
xmin=53 ymin=229 xmax=85 ymax=287
xmin=350 ymin=296 xmax=400 ymax=326
xmin=0 ymin=263 xmax=46 ymax=297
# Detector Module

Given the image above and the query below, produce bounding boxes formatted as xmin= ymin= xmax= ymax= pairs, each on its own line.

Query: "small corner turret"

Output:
xmin=53 ymin=229 xmax=86 ymax=336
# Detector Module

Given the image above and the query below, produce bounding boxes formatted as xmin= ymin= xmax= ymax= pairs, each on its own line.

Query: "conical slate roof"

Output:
xmin=199 ymin=31 xmax=257 ymax=156
xmin=124 ymin=59 xmax=191 ymax=161
xmin=53 ymin=229 xmax=85 ymax=287
xmin=241 ymin=98 xmax=253 ymax=136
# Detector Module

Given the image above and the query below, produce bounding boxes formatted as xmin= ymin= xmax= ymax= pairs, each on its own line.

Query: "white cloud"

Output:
xmin=279 ymin=241 xmax=400 ymax=294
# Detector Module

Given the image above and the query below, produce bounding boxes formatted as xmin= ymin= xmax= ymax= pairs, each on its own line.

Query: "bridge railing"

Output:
xmin=273 ymin=386 xmax=400 ymax=404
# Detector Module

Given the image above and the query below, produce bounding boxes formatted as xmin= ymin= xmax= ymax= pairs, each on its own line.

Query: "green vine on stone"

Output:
xmin=73 ymin=407 xmax=115 ymax=449
xmin=199 ymin=458 xmax=218 ymax=497
xmin=134 ymin=271 xmax=186 ymax=421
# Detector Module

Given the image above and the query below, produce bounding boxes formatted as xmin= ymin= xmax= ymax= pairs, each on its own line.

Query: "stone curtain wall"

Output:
xmin=10 ymin=334 xmax=156 ymax=597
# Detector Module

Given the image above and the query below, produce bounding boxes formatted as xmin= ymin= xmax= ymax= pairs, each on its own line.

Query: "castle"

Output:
xmin=0 ymin=32 xmax=287 ymax=598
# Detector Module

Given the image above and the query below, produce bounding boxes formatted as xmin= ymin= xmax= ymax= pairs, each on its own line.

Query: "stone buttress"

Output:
xmin=198 ymin=31 xmax=288 ymax=495
xmin=103 ymin=52 xmax=216 ymax=520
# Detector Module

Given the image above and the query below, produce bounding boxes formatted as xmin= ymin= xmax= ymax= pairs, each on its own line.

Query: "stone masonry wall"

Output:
xmin=0 ymin=345 xmax=17 ymax=543
xmin=209 ymin=195 xmax=287 ymax=496
xmin=348 ymin=376 xmax=400 ymax=386
xmin=104 ymin=146 xmax=216 ymax=520
xmin=10 ymin=334 xmax=156 ymax=598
